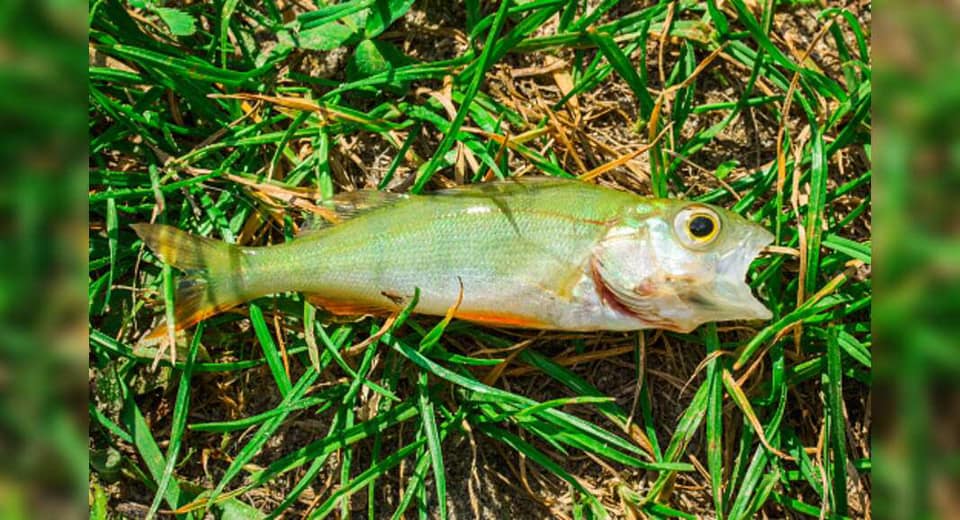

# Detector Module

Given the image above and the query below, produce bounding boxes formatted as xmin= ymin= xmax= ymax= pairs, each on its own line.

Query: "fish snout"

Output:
xmin=710 ymin=226 xmax=774 ymax=320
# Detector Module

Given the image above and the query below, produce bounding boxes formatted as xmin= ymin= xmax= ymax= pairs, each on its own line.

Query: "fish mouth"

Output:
xmin=709 ymin=226 xmax=775 ymax=321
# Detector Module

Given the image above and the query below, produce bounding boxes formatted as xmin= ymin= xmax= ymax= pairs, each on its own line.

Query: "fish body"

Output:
xmin=133 ymin=178 xmax=773 ymax=341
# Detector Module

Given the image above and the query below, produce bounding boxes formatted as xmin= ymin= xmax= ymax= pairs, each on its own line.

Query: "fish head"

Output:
xmin=593 ymin=200 xmax=774 ymax=332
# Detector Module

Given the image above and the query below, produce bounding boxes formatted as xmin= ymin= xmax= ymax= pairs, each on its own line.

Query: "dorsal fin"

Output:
xmin=296 ymin=177 xmax=578 ymax=236
xmin=297 ymin=190 xmax=410 ymax=237
xmin=432 ymin=176 xmax=578 ymax=198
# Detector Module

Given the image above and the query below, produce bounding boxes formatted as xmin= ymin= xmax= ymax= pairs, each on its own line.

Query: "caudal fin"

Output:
xmin=132 ymin=224 xmax=250 ymax=343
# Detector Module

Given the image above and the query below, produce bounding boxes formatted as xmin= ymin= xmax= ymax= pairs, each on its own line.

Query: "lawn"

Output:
xmin=89 ymin=0 xmax=871 ymax=517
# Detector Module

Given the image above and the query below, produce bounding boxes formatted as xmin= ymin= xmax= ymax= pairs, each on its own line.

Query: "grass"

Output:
xmin=89 ymin=0 xmax=871 ymax=517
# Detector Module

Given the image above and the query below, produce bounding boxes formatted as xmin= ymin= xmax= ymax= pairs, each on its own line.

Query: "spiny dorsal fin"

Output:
xmin=432 ymin=176 xmax=578 ymax=198
xmin=296 ymin=178 xmax=578 ymax=236
xmin=297 ymin=190 xmax=410 ymax=237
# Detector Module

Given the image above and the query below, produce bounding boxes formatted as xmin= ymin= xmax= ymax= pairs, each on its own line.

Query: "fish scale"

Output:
xmin=256 ymin=192 xmax=617 ymax=316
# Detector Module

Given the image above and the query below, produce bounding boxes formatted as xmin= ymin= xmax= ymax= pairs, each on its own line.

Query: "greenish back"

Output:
xmin=252 ymin=179 xmax=641 ymax=303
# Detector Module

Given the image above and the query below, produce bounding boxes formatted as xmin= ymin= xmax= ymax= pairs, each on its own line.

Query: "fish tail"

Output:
xmin=132 ymin=223 xmax=252 ymax=342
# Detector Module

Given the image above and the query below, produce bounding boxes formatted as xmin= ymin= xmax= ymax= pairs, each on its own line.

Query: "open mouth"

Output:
xmin=712 ymin=227 xmax=775 ymax=320
xmin=591 ymin=224 xmax=776 ymax=330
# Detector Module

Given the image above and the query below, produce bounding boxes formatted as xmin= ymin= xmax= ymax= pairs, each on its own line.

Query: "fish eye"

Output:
xmin=674 ymin=206 xmax=721 ymax=248
xmin=689 ymin=215 xmax=716 ymax=238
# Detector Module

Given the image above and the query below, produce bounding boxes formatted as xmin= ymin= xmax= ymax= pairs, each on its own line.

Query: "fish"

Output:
xmin=132 ymin=177 xmax=773 ymax=342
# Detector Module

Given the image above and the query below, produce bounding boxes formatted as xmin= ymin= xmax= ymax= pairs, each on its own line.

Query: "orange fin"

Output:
xmin=141 ymin=287 xmax=239 ymax=344
xmin=455 ymin=310 xmax=547 ymax=329
xmin=305 ymin=294 xmax=394 ymax=317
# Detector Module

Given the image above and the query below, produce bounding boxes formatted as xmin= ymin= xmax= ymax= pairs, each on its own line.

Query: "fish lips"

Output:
xmin=710 ymin=226 xmax=775 ymax=321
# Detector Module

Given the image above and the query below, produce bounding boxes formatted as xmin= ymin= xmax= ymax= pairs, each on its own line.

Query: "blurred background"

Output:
xmin=0 ymin=0 xmax=87 ymax=519
xmin=873 ymin=0 xmax=960 ymax=517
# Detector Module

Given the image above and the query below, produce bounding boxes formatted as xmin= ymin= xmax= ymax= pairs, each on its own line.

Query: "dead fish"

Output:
xmin=133 ymin=177 xmax=773 ymax=341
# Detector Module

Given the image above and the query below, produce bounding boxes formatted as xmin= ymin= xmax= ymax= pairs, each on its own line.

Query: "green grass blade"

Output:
xmin=206 ymin=368 xmax=321 ymax=509
xmin=703 ymin=324 xmax=725 ymax=518
xmin=586 ymin=30 xmax=654 ymax=118
xmin=417 ymin=376 xmax=447 ymax=518
xmin=804 ymin=129 xmax=828 ymax=297
xmin=648 ymin=381 xmax=710 ymax=500
xmin=825 ymin=328 xmax=849 ymax=515
xmin=121 ymin=384 xmax=184 ymax=513
xmin=312 ymin=439 xmax=427 ymax=519
xmin=479 ymin=424 xmax=609 ymax=519
xmin=412 ymin=0 xmax=511 ymax=192
xmin=248 ymin=303 xmax=292 ymax=396
xmin=145 ymin=325 xmax=203 ymax=520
